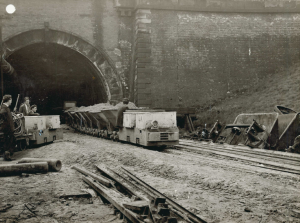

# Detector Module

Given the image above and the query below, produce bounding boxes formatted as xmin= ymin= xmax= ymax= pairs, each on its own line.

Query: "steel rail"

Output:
xmin=108 ymin=168 xmax=194 ymax=223
xmin=179 ymin=143 xmax=300 ymax=166
xmin=175 ymin=145 xmax=300 ymax=175
xmin=180 ymin=140 xmax=300 ymax=163
xmin=181 ymin=143 xmax=300 ymax=167
xmin=164 ymin=148 xmax=300 ymax=175
xmin=120 ymin=167 xmax=208 ymax=223
xmin=163 ymin=148 xmax=273 ymax=175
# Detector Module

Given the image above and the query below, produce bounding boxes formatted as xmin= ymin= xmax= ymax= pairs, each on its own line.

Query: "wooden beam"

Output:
xmin=59 ymin=193 xmax=91 ymax=199
xmin=71 ymin=166 xmax=112 ymax=188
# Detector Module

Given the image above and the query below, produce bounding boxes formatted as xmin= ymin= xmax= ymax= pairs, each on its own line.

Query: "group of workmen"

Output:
xmin=0 ymin=95 xmax=39 ymax=161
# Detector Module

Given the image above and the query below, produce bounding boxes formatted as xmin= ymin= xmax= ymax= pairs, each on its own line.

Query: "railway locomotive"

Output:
xmin=65 ymin=103 xmax=179 ymax=147
xmin=0 ymin=113 xmax=63 ymax=152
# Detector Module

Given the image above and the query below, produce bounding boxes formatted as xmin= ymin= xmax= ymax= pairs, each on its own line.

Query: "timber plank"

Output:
xmin=71 ymin=166 xmax=112 ymax=188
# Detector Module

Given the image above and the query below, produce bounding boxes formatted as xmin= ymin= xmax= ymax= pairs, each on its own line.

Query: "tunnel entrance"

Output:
xmin=4 ymin=43 xmax=108 ymax=115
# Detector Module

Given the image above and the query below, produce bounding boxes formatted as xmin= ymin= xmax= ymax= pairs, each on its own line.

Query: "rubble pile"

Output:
xmin=65 ymin=102 xmax=137 ymax=113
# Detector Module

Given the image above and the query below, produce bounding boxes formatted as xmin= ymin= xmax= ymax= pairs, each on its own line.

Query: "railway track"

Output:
xmin=176 ymin=140 xmax=300 ymax=175
xmin=180 ymin=139 xmax=300 ymax=163
xmin=71 ymin=127 xmax=300 ymax=175
xmin=94 ymin=165 xmax=208 ymax=223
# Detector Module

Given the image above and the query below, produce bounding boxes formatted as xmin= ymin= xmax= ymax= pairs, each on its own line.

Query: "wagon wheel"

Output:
xmin=17 ymin=140 xmax=27 ymax=151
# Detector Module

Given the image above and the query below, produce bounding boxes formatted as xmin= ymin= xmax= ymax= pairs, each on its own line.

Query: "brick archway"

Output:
xmin=3 ymin=29 xmax=123 ymax=102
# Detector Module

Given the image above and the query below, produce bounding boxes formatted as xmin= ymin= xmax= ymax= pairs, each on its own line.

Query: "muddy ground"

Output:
xmin=1 ymin=126 xmax=300 ymax=223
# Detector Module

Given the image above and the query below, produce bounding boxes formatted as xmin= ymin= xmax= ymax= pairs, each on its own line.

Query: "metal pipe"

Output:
xmin=17 ymin=158 xmax=62 ymax=172
xmin=0 ymin=162 xmax=48 ymax=176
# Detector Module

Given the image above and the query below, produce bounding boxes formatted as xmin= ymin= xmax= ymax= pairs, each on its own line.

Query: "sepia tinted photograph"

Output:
xmin=0 ymin=0 xmax=299 ymax=222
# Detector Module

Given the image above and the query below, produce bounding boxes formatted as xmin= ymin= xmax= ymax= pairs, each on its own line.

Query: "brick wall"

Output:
xmin=2 ymin=0 xmax=94 ymax=43
xmin=147 ymin=10 xmax=300 ymax=108
xmin=2 ymin=0 xmax=300 ymax=108
xmin=133 ymin=9 xmax=153 ymax=107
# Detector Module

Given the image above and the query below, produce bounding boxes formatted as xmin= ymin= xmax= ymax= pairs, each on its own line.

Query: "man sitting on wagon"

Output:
xmin=116 ymin=98 xmax=129 ymax=128
xmin=28 ymin=105 xmax=40 ymax=116
xmin=19 ymin=97 xmax=31 ymax=116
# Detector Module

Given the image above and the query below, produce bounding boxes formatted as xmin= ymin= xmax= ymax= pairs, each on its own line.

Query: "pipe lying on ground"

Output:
xmin=17 ymin=158 xmax=62 ymax=172
xmin=0 ymin=162 xmax=48 ymax=176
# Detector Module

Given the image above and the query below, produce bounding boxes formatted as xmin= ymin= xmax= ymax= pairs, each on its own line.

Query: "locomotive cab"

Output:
xmin=118 ymin=110 xmax=179 ymax=147
xmin=24 ymin=115 xmax=63 ymax=145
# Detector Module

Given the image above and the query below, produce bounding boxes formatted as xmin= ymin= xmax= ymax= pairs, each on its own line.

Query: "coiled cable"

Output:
xmin=12 ymin=113 xmax=24 ymax=136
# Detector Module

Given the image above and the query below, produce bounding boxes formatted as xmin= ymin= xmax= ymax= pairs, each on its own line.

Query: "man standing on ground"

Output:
xmin=0 ymin=95 xmax=15 ymax=161
xmin=19 ymin=97 xmax=30 ymax=116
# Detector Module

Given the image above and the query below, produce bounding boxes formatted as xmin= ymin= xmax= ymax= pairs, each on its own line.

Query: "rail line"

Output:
xmin=163 ymin=148 xmax=293 ymax=175
xmin=175 ymin=141 xmax=300 ymax=175
xmin=102 ymin=166 xmax=208 ymax=223
xmin=179 ymin=139 xmax=300 ymax=166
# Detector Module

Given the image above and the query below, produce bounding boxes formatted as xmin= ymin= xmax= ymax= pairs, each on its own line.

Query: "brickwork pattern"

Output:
xmin=2 ymin=0 xmax=94 ymax=43
xmin=133 ymin=9 xmax=152 ymax=107
xmin=150 ymin=10 xmax=300 ymax=108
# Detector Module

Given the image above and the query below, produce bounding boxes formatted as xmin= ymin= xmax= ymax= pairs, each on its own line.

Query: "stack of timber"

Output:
xmin=71 ymin=165 xmax=207 ymax=223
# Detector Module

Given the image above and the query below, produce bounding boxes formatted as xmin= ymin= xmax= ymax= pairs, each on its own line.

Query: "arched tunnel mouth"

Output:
xmin=4 ymin=42 xmax=108 ymax=116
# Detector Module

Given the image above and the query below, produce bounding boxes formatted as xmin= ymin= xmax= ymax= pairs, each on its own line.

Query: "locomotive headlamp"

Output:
xmin=151 ymin=120 xmax=159 ymax=128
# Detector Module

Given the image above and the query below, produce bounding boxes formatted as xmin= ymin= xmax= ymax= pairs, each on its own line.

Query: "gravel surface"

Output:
xmin=1 ymin=126 xmax=299 ymax=223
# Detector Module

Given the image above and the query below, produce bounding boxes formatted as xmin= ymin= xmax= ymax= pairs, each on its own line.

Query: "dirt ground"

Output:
xmin=1 ymin=126 xmax=300 ymax=223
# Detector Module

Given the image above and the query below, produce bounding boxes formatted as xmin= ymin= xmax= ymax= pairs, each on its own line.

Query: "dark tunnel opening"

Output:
xmin=4 ymin=43 xmax=108 ymax=116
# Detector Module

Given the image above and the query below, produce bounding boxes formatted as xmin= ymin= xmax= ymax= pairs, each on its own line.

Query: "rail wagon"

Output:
xmin=118 ymin=110 xmax=179 ymax=147
xmin=65 ymin=106 xmax=179 ymax=147
xmin=0 ymin=114 xmax=63 ymax=153
xmin=212 ymin=105 xmax=300 ymax=151
xmin=24 ymin=115 xmax=63 ymax=146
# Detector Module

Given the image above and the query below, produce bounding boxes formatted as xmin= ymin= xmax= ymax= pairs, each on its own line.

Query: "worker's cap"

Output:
xmin=31 ymin=104 xmax=37 ymax=109
xmin=3 ymin=94 xmax=12 ymax=101
xmin=123 ymin=98 xmax=129 ymax=103
xmin=24 ymin=97 xmax=29 ymax=101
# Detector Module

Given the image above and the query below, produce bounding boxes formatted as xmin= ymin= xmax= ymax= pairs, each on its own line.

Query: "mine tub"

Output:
xmin=75 ymin=111 xmax=88 ymax=132
xmin=79 ymin=111 xmax=94 ymax=134
xmin=69 ymin=112 xmax=81 ymax=130
xmin=66 ymin=111 xmax=75 ymax=127
xmin=217 ymin=113 xmax=279 ymax=148
xmin=274 ymin=105 xmax=297 ymax=115
xmin=88 ymin=111 xmax=110 ymax=130
xmin=276 ymin=113 xmax=300 ymax=151
xmin=100 ymin=109 xmax=118 ymax=133
xmin=84 ymin=112 xmax=101 ymax=129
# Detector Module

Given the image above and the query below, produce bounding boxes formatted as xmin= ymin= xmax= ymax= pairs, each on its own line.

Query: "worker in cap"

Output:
xmin=0 ymin=95 xmax=15 ymax=161
xmin=19 ymin=96 xmax=30 ymax=116
xmin=116 ymin=98 xmax=130 ymax=128
xmin=28 ymin=104 xmax=40 ymax=116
